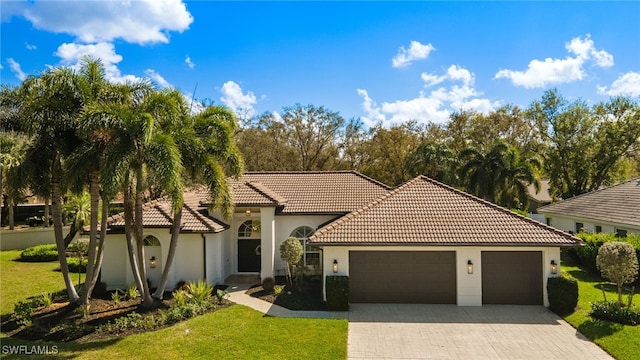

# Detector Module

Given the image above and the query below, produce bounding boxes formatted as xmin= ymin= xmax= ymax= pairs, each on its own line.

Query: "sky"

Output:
xmin=1 ymin=1 xmax=639 ymax=127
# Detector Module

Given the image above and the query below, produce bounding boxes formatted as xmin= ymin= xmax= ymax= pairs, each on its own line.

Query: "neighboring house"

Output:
xmin=527 ymin=179 xmax=552 ymax=214
xmin=101 ymin=172 xmax=581 ymax=307
xmin=537 ymin=178 xmax=640 ymax=236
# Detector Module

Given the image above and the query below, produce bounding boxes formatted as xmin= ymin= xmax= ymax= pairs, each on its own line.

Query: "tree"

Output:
xmin=596 ymin=241 xmax=639 ymax=304
xmin=458 ymin=142 xmax=509 ymax=203
xmin=406 ymin=141 xmax=458 ymax=185
xmin=528 ymin=89 xmax=640 ymax=198
xmin=497 ymin=147 xmax=542 ymax=210
xmin=280 ymin=236 xmax=303 ymax=285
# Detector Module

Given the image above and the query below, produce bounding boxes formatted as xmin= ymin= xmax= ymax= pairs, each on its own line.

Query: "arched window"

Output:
xmin=143 ymin=235 xmax=161 ymax=246
xmin=238 ymin=220 xmax=261 ymax=238
xmin=290 ymin=226 xmax=319 ymax=267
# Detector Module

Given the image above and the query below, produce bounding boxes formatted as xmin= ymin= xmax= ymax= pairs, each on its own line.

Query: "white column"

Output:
xmin=457 ymin=247 xmax=482 ymax=306
xmin=260 ymin=207 xmax=276 ymax=280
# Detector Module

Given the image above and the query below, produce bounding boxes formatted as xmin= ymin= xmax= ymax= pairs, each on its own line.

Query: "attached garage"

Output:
xmin=481 ymin=251 xmax=543 ymax=305
xmin=349 ymin=251 xmax=456 ymax=304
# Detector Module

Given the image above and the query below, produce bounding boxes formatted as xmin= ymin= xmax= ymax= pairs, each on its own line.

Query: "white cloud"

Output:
xmin=55 ymin=42 xmax=141 ymax=83
xmin=360 ymin=65 xmax=499 ymax=125
xmin=220 ymin=81 xmax=257 ymax=119
xmin=19 ymin=0 xmax=193 ymax=45
xmin=495 ymin=35 xmax=614 ymax=88
xmin=598 ymin=72 xmax=640 ymax=97
xmin=392 ymin=41 xmax=435 ymax=68
xmin=7 ymin=58 xmax=27 ymax=81
xmin=145 ymin=69 xmax=171 ymax=88
xmin=25 ymin=42 xmax=37 ymax=50
xmin=185 ymin=55 xmax=195 ymax=69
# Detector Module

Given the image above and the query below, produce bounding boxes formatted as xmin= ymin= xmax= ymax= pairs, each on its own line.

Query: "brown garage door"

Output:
xmin=349 ymin=251 xmax=456 ymax=304
xmin=482 ymin=251 xmax=543 ymax=305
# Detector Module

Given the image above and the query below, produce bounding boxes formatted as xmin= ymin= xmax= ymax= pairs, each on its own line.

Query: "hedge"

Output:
xmin=576 ymin=232 xmax=640 ymax=283
xmin=325 ymin=275 xmax=349 ymax=311
xmin=547 ymin=273 xmax=579 ymax=315
xmin=19 ymin=244 xmax=58 ymax=262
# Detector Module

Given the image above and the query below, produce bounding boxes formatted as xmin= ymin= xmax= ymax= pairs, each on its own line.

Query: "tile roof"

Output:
xmin=308 ymin=176 xmax=581 ymax=247
xmin=106 ymin=199 xmax=228 ymax=233
xmin=538 ymin=178 xmax=640 ymax=227
xmin=202 ymin=171 xmax=391 ymax=214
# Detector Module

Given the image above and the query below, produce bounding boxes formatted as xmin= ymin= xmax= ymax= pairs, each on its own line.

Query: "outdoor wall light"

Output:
xmin=467 ymin=260 xmax=473 ymax=274
xmin=550 ymin=260 xmax=558 ymax=274
xmin=245 ymin=209 xmax=251 ymax=216
xmin=150 ymin=256 xmax=157 ymax=269
xmin=333 ymin=259 xmax=339 ymax=273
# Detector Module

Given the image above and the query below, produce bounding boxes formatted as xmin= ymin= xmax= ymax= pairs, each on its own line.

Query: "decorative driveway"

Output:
xmin=348 ymin=304 xmax=612 ymax=359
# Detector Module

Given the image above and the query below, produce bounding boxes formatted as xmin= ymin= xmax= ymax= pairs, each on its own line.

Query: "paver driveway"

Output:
xmin=348 ymin=304 xmax=612 ymax=360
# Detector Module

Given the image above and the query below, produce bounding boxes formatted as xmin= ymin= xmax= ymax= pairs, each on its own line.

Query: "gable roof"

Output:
xmin=203 ymin=171 xmax=391 ymax=214
xmin=106 ymin=199 xmax=228 ymax=234
xmin=537 ymin=178 xmax=640 ymax=227
xmin=308 ymin=176 xmax=581 ymax=247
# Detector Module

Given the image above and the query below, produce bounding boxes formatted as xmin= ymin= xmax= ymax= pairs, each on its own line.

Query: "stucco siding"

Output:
xmin=174 ymin=234 xmax=205 ymax=288
xmin=544 ymin=214 xmax=640 ymax=235
xmin=102 ymin=234 xmax=129 ymax=290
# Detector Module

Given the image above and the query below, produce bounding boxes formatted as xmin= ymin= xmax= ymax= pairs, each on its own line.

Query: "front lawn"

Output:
xmin=1 ymin=250 xmax=347 ymax=359
xmin=561 ymin=253 xmax=640 ymax=360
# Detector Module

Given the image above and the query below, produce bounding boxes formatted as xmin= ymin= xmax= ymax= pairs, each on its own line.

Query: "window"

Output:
xmin=238 ymin=220 xmax=260 ymax=238
xmin=575 ymin=222 xmax=584 ymax=233
xmin=595 ymin=225 xmax=602 ymax=233
xmin=143 ymin=235 xmax=161 ymax=246
xmin=616 ymin=229 xmax=628 ymax=238
xmin=290 ymin=226 xmax=319 ymax=268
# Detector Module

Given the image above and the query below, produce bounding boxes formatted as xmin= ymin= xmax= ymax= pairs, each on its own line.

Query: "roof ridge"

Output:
xmin=182 ymin=202 xmax=217 ymax=232
xmin=539 ymin=177 xmax=640 ymax=211
xmin=246 ymin=181 xmax=287 ymax=204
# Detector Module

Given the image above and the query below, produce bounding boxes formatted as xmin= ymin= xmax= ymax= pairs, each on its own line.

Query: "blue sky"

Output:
xmin=1 ymin=1 xmax=639 ymax=126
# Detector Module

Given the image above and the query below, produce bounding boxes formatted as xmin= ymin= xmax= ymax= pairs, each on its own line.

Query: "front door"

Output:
xmin=238 ymin=239 xmax=261 ymax=272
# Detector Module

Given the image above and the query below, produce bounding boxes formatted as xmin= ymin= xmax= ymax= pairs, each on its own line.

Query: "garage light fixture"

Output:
xmin=467 ymin=260 xmax=473 ymax=274
xmin=245 ymin=209 xmax=251 ymax=216
xmin=333 ymin=259 xmax=339 ymax=273
xmin=150 ymin=256 xmax=157 ymax=269
xmin=550 ymin=260 xmax=558 ymax=274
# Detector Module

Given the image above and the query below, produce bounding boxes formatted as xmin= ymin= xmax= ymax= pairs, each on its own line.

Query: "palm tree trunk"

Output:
xmin=8 ymin=198 xmax=14 ymax=230
xmin=135 ymin=172 xmax=153 ymax=307
xmin=44 ymin=197 xmax=50 ymax=227
xmin=153 ymin=206 xmax=182 ymax=299
xmin=52 ymin=152 xmax=79 ymax=303
xmin=85 ymin=200 xmax=109 ymax=298
xmin=63 ymin=223 xmax=77 ymax=248
xmin=124 ymin=182 xmax=144 ymax=297
xmin=81 ymin=171 xmax=100 ymax=305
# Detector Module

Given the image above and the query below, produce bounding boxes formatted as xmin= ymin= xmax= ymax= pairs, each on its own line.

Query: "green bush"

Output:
xmin=325 ymin=275 xmax=349 ymax=311
xmin=576 ymin=233 xmax=640 ymax=283
xmin=591 ymin=300 xmax=640 ymax=326
xmin=262 ymin=277 xmax=275 ymax=292
xmin=67 ymin=257 xmax=87 ymax=273
xmin=547 ymin=274 xmax=579 ymax=315
xmin=188 ymin=279 xmax=213 ymax=305
xmin=19 ymin=244 xmax=58 ymax=262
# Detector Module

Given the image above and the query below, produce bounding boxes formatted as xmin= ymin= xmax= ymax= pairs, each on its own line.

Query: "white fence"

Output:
xmin=0 ymin=226 xmax=70 ymax=251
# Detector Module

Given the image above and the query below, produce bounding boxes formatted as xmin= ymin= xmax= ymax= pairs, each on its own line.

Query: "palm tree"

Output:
xmin=406 ymin=141 xmax=458 ymax=185
xmin=152 ymin=104 xmax=244 ymax=298
xmin=458 ymin=142 xmax=509 ymax=203
xmin=497 ymin=147 xmax=542 ymax=210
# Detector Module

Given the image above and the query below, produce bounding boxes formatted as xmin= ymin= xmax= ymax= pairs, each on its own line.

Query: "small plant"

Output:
xmin=41 ymin=292 xmax=54 ymax=308
xmin=274 ymin=286 xmax=284 ymax=296
xmin=262 ymin=277 xmax=275 ymax=292
xmin=111 ymin=290 xmax=122 ymax=305
xmin=591 ymin=300 xmax=640 ymax=326
xmin=13 ymin=300 xmax=38 ymax=326
xmin=215 ymin=289 xmax=228 ymax=303
xmin=280 ymin=237 xmax=303 ymax=285
xmin=126 ymin=284 xmax=139 ymax=300
xmin=188 ymin=280 xmax=213 ymax=305
xmin=77 ymin=304 xmax=91 ymax=318
xmin=173 ymin=289 xmax=189 ymax=307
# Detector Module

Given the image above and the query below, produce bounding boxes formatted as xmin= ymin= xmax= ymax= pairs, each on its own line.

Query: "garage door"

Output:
xmin=482 ymin=251 xmax=543 ymax=305
xmin=349 ymin=251 xmax=456 ymax=304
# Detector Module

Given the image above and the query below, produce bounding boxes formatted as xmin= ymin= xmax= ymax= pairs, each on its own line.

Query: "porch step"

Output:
xmin=224 ymin=274 xmax=261 ymax=285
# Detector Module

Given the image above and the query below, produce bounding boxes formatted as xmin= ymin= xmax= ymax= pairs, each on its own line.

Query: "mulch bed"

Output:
xmin=245 ymin=276 xmax=326 ymax=311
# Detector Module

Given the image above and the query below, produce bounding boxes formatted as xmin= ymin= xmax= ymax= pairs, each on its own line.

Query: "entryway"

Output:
xmin=238 ymin=239 xmax=261 ymax=272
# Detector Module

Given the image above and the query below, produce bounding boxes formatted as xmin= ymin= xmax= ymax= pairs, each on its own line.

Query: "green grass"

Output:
xmin=1 ymin=250 xmax=347 ymax=359
xmin=561 ymin=253 xmax=640 ymax=360
xmin=1 ymin=250 xmax=85 ymax=316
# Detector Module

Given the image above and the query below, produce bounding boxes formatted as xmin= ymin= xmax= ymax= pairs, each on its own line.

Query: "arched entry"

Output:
xmin=144 ymin=235 xmax=162 ymax=289
xmin=237 ymin=220 xmax=261 ymax=272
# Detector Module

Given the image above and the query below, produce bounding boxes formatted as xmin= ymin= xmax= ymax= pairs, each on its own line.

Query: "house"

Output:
xmin=101 ymin=171 xmax=581 ymax=307
xmin=526 ymin=179 xmax=552 ymax=214
xmin=537 ymin=178 xmax=640 ymax=236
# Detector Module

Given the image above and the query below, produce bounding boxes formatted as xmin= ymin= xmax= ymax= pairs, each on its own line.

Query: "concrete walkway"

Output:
xmin=226 ymin=286 xmax=611 ymax=360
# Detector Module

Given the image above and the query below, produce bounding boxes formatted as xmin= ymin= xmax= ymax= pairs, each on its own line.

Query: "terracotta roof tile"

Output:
xmin=538 ymin=178 xmax=640 ymax=227
xmin=308 ymin=176 xmax=581 ymax=247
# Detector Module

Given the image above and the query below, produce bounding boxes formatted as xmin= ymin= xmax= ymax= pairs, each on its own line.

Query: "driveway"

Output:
xmin=348 ymin=304 xmax=612 ymax=359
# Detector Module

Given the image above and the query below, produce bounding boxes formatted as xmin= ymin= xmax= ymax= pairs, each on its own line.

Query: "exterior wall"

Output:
xmin=0 ymin=226 xmax=71 ymax=250
xmin=205 ymin=233 xmax=225 ymax=285
xmin=542 ymin=214 xmax=639 ymax=235
xmin=101 ymin=234 xmax=129 ymax=290
xmin=173 ymin=233 xmax=205 ymax=288
xmin=260 ymin=208 xmax=276 ymax=280
xmin=322 ymin=246 xmax=561 ymax=307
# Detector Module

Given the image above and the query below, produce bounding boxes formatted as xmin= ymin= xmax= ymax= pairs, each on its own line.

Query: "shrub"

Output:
xmin=591 ymin=300 xmax=640 ymax=326
xmin=66 ymin=257 xmax=87 ymax=273
xmin=274 ymin=286 xmax=283 ymax=296
xmin=111 ymin=290 xmax=122 ymax=305
xmin=280 ymin=237 xmax=303 ymax=284
xmin=126 ymin=284 xmax=139 ymax=300
xmin=325 ymin=275 xmax=349 ymax=311
xmin=172 ymin=289 xmax=189 ymax=307
xmin=597 ymin=241 xmax=639 ymax=304
xmin=547 ymin=274 xmax=578 ymax=315
xmin=13 ymin=300 xmax=39 ymax=326
xmin=262 ymin=277 xmax=275 ymax=292
xmin=576 ymin=233 xmax=640 ymax=283
xmin=41 ymin=292 xmax=54 ymax=308
xmin=215 ymin=289 xmax=228 ymax=303
xmin=19 ymin=244 xmax=58 ymax=262
xmin=188 ymin=279 xmax=213 ymax=305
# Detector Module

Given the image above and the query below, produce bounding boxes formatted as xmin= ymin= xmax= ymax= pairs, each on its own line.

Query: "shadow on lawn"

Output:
xmin=0 ymin=335 xmax=123 ymax=360
xmin=577 ymin=318 xmax=624 ymax=339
